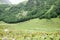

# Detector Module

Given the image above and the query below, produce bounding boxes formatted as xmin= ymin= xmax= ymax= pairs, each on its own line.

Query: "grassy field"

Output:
xmin=0 ymin=18 xmax=60 ymax=32
xmin=0 ymin=18 xmax=60 ymax=40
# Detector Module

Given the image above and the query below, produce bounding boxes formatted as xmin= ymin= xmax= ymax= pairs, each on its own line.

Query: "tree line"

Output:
xmin=0 ymin=0 xmax=60 ymax=23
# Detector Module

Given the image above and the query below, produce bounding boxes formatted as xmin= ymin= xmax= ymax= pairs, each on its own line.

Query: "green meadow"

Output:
xmin=0 ymin=18 xmax=60 ymax=32
xmin=0 ymin=18 xmax=60 ymax=40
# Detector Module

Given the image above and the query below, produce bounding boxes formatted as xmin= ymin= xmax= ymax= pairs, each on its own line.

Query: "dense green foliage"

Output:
xmin=26 ymin=0 xmax=60 ymax=19
xmin=0 ymin=4 xmax=10 ymax=20
xmin=0 ymin=0 xmax=60 ymax=23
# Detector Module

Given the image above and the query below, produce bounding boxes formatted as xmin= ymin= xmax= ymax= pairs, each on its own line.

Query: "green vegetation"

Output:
xmin=0 ymin=0 xmax=60 ymax=23
xmin=0 ymin=18 xmax=60 ymax=40
xmin=0 ymin=0 xmax=60 ymax=40
xmin=0 ymin=18 xmax=60 ymax=31
xmin=0 ymin=4 xmax=10 ymax=21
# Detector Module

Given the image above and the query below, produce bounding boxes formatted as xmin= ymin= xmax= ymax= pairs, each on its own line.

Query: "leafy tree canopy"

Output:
xmin=0 ymin=0 xmax=60 ymax=23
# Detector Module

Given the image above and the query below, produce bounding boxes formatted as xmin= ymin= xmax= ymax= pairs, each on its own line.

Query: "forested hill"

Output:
xmin=0 ymin=0 xmax=60 ymax=23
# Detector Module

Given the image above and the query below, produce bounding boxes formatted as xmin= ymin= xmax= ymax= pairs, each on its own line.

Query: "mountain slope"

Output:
xmin=0 ymin=0 xmax=11 ymax=4
xmin=0 ymin=0 xmax=60 ymax=23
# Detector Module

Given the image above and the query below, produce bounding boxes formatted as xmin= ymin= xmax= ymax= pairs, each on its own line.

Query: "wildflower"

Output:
xmin=4 ymin=29 xmax=9 ymax=32
xmin=12 ymin=38 xmax=15 ymax=40
xmin=2 ymin=37 xmax=8 ymax=40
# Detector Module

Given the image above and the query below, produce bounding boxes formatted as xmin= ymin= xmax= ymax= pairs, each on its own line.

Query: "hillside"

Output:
xmin=0 ymin=0 xmax=60 ymax=40
xmin=0 ymin=0 xmax=11 ymax=4
xmin=0 ymin=0 xmax=60 ymax=23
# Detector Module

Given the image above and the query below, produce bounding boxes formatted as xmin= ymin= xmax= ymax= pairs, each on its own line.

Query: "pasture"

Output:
xmin=0 ymin=18 xmax=60 ymax=40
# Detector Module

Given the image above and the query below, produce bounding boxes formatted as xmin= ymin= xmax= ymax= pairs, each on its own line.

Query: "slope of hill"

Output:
xmin=0 ymin=0 xmax=60 ymax=23
xmin=0 ymin=0 xmax=11 ymax=4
